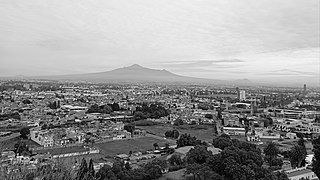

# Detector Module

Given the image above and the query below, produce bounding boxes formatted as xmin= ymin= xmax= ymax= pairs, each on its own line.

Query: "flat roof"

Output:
xmin=287 ymin=169 xmax=314 ymax=177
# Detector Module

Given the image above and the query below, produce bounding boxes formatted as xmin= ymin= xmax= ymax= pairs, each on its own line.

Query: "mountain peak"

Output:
xmin=127 ymin=64 xmax=144 ymax=69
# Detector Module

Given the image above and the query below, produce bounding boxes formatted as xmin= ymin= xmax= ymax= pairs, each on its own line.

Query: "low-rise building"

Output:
xmin=30 ymin=130 xmax=54 ymax=147
xmin=286 ymin=167 xmax=318 ymax=180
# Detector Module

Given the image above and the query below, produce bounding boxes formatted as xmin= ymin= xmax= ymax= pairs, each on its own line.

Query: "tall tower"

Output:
xmin=303 ymin=84 xmax=307 ymax=94
xmin=239 ymin=90 xmax=246 ymax=101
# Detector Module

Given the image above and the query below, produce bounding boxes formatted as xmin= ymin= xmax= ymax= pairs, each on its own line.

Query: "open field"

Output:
xmin=96 ymin=135 xmax=174 ymax=157
xmin=136 ymin=124 xmax=217 ymax=142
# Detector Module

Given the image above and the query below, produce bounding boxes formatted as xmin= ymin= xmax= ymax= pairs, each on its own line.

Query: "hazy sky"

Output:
xmin=0 ymin=0 xmax=319 ymax=86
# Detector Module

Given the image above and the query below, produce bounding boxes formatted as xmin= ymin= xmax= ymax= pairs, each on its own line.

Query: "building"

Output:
xmin=286 ymin=167 xmax=318 ymax=180
xmin=239 ymin=90 xmax=246 ymax=101
xmin=223 ymin=127 xmax=246 ymax=136
xmin=30 ymin=130 xmax=54 ymax=147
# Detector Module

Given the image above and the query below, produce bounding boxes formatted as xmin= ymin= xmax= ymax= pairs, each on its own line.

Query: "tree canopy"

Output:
xmin=183 ymin=136 xmax=289 ymax=180
xmin=165 ymin=129 xmax=180 ymax=139
xmin=312 ymin=136 xmax=320 ymax=178
xmin=134 ymin=102 xmax=169 ymax=120
xmin=87 ymin=104 xmax=113 ymax=114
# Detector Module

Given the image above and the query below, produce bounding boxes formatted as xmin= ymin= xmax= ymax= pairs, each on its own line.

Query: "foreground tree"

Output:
xmin=289 ymin=145 xmax=306 ymax=168
xmin=312 ymin=136 xmax=320 ymax=178
xmin=88 ymin=159 xmax=95 ymax=178
xmin=76 ymin=158 xmax=88 ymax=180
xmin=186 ymin=145 xmax=212 ymax=165
xmin=264 ymin=142 xmax=279 ymax=165
xmin=20 ymin=127 xmax=30 ymax=139
xmin=96 ymin=164 xmax=117 ymax=180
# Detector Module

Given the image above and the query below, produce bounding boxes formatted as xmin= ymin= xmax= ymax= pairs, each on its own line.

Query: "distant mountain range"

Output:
xmin=1 ymin=64 xmax=255 ymax=86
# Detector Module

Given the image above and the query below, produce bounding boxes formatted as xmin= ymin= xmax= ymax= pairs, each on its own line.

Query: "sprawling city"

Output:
xmin=0 ymin=74 xmax=319 ymax=180
xmin=1 ymin=0 xmax=319 ymax=180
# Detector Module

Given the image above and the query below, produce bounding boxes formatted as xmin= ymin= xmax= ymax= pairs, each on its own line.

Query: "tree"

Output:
xmin=96 ymin=164 xmax=117 ymax=180
xmin=124 ymin=124 xmax=135 ymax=135
xmin=186 ymin=163 xmax=204 ymax=180
xmin=20 ymin=127 xmax=30 ymax=139
xmin=110 ymin=102 xmax=120 ymax=111
xmin=186 ymin=145 xmax=212 ymax=165
xmin=173 ymin=118 xmax=184 ymax=126
xmin=99 ymin=105 xmax=113 ymax=114
xmin=13 ymin=141 xmax=31 ymax=156
xmin=125 ymin=162 xmax=131 ymax=171
xmin=48 ymin=101 xmax=60 ymax=109
xmin=153 ymin=143 xmax=159 ymax=150
xmin=205 ymin=114 xmax=213 ymax=119
xmin=144 ymin=159 xmax=167 ymax=179
xmin=165 ymin=130 xmax=180 ymax=139
xmin=168 ymin=154 xmax=183 ymax=166
xmin=264 ymin=142 xmax=279 ymax=165
xmin=312 ymin=136 xmax=320 ymax=178
xmin=212 ymin=135 xmax=233 ymax=150
xmin=41 ymin=124 xmax=48 ymax=130
xmin=176 ymin=133 xmax=205 ymax=148
xmin=87 ymin=104 xmax=100 ymax=113
xmin=289 ymin=145 xmax=306 ymax=168
xmin=87 ymin=104 xmax=112 ymax=114
xmin=270 ymin=158 xmax=284 ymax=170
xmin=22 ymin=99 xmax=32 ymax=104
xmin=130 ymin=168 xmax=148 ymax=180
xmin=76 ymin=158 xmax=88 ymax=180
xmin=134 ymin=102 xmax=169 ymax=120
xmin=298 ymin=137 xmax=306 ymax=147
xmin=88 ymin=159 xmax=95 ymax=178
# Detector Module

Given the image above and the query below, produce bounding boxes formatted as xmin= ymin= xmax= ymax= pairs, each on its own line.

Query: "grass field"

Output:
xmin=136 ymin=124 xmax=217 ymax=142
xmin=95 ymin=136 xmax=174 ymax=157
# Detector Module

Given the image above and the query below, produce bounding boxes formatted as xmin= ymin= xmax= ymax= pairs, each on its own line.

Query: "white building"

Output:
xmin=239 ymin=90 xmax=246 ymax=101
xmin=30 ymin=130 xmax=54 ymax=147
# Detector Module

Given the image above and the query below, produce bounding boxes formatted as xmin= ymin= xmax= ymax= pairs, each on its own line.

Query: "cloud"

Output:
xmin=159 ymin=59 xmax=244 ymax=64
xmin=258 ymin=69 xmax=319 ymax=76
xmin=155 ymin=59 xmax=245 ymax=70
